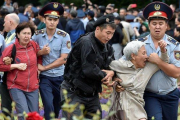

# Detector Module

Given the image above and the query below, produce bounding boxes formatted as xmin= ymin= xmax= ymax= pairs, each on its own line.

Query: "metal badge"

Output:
xmin=106 ymin=18 xmax=109 ymax=22
xmin=154 ymin=4 xmax=160 ymax=10
xmin=53 ymin=3 xmax=58 ymax=8
xmin=153 ymin=11 xmax=162 ymax=16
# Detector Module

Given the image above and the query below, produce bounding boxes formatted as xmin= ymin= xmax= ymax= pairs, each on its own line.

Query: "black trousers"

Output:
xmin=60 ymin=80 xmax=102 ymax=120
xmin=0 ymin=82 xmax=12 ymax=117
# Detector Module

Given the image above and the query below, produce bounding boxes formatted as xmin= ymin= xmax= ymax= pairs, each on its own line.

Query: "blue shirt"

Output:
xmin=0 ymin=34 xmax=5 ymax=55
xmin=32 ymin=28 xmax=71 ymax=77
xmin=144 ymin=34 xmax=180 ymax=95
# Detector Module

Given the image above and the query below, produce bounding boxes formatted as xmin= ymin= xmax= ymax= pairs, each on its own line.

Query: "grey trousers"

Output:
xmin=9 ymin=88 xmax=39 ymax=120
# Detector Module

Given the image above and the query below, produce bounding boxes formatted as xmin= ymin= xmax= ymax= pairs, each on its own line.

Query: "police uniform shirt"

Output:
xmin=0 ymin=34 xmax=5 ymax=81
xmin=32 ymin=28 xmax=71 ymax=77
xmin=145 ymin=34 xmax=180 ymax=95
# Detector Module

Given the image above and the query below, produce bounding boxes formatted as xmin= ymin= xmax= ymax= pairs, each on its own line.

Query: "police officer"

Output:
xmin=60 ymin=15 xmax=116 ymax=119
xmin=142 ymin=2 xmax=180 ymax=120
xmin=32 ymin=2 xmax=71 ymax=120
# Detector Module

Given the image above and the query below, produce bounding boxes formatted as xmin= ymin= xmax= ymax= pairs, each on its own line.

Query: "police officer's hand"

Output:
xmin=148 ymin=53 xmax=160 ymax=64
xmin=158 ymin=40 xmax=167 ymax=53
xmin=3 ymin=57 xmax=12 ymax=65
xmin=101 ymin=70 xmax=115 ymax=87
xmin=40 ymin=45 xmax=50 ymax=55
xmin=38 ymin=64 xmax=46 ymax=71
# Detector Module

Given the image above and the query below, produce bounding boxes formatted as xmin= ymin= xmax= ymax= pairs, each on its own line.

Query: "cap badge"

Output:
xmin=154 ymin=4 xmax=160 ymax=10
xmin=53 ymin=3 xmax=58 ymax=8
xmin=106 ymin=18 xmax=109 ymax=22
xmin=51 ymin=11 xmax=58 ymax=15
xmin=153 ymin=11 xmax=162 ymax=16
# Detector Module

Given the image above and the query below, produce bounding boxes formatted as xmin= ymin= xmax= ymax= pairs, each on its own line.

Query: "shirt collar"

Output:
xmin=7 ymin=29 xmax=15 ymax=37
xmin=42 ymin=28 xmax=58 ymax=38
xmin=144 ymin=34 xmax=170 ymax=45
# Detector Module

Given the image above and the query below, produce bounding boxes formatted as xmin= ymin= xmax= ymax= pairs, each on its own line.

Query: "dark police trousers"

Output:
xmin=39 ymin=74 xmax=64 ymax=120
xmin=144 ymin=88 xmax=180 ymax=120
xmin=60 ymin=80 xmax=102 ymax=120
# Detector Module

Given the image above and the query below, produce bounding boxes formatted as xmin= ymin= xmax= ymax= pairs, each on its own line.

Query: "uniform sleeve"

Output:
xmin=31 ymin=34 xmax=37 ymax=42
xmin=0 ymin=35 xmax=5 ymax=56
xmin=0 ymin=45 xmax=13 ymax=71
xmin=170 ymin=44 xmax=180 ymax=67
xmin=61 ymin=34 xmax=71 ymax=54
xmin=81 ymin=40 xmax=106 ymax=81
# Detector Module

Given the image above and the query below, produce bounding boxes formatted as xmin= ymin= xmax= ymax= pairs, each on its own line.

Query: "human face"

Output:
xmin=95 ymin=25 xmax=115 ymax=44
xmin=17 ymin=28 xmax=32 ymax=47
xmin=142 ymin=25 xmax=147 ymax=32
xmin=119 ymin=9 xmax=126 ymax=16
xmin=149 ymin=19 xmax=167 ymax=40
xmin=175 ymin=18 xmax=180 ymax=25
xmin=174 ymin=28 xmax=179 ymax=37
xmin=44 ymin=16 xmax=59 ymax=30
xmin=133 ymin=46 xmax=148 ymax=68
xmin=114 ymin=19 xmax=120 ymax=25
xmin=3 ymin=16 xmax=11 ymax=32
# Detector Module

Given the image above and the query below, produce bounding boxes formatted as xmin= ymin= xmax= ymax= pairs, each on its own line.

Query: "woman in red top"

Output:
xmin=0 ymin=22 xmax=43 ymax=120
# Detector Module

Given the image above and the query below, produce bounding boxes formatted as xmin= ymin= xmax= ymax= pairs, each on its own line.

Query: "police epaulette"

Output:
xmin=35 ymin=29 xmax=44 ymax=35
xmin=167 ymin=36 xmax=179 ymax=45
xmin=57 ymin=30 xmax=67 ymax=37
xmin=136 ymin=37 xmax=147 ymax=42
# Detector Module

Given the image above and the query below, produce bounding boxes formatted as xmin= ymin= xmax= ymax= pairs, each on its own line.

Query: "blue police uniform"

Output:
xmin=32 ymin=2 xmax=71 ymax=120
xmin=142 ymin=2 xmax=180 ymax=120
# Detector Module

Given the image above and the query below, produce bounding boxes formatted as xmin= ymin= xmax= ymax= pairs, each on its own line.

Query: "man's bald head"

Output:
xmin=6 ymin=13 xmax=20 ymax=25
xmin=4 ymin=13 xmax=20 ymax=32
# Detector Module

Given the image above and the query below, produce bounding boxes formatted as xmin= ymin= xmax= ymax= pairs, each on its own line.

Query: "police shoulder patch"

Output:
xmin=35 ymin=29 xmax=44 ymax=35
xmin=66 ymin=41 xmax=71 ymax=49
xmin=167 ymin=36 xmax=179 ymax=45
xmin=57 ymin=30 xmax=67 ymax=37
xmin=174 ymin=51 xmax=180 ymax=60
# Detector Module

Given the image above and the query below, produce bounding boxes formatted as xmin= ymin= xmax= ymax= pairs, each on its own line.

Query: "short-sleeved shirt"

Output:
xmin=0 ymin=34 xmax=5 ymax=55
xmin=32 ymin=28 xmax=71 ymax=77
xmin=145 ymin=34 xmax=180 ymax=95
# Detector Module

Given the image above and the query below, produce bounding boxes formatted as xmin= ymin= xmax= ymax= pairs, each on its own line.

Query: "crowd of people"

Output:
xmin=0 ymin=0 xmax=180 ymax=120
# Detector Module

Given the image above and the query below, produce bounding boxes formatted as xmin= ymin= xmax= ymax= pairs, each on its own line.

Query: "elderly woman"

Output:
xmin=0 ymin=22 xmax=45 ymax=120
xmin=108 ymin=40 xmax=169 ymax=120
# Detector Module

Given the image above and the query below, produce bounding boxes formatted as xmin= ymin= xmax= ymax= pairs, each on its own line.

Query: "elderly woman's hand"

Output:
xmin=113 ymin=77 xmax=125 ymax=92
xmin=158 ymin=40 xmax=167 ymax=53
xmin=148 ymin=53 xmax=160 ymax=64
xmin=3 ymin=57 xmax=12 ymax=65
xmin=16 ymin=63 xmax=27 ymax=70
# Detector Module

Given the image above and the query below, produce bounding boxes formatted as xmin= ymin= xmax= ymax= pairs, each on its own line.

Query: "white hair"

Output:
xmin=7 ymin=13 xmax=20 ymax=25
xmin=123 ymin=41 xmax=146 ymax=60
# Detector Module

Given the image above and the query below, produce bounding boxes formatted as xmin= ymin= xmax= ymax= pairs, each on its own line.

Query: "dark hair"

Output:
xmin=176 ymin=27 xmax=180 ymax=32
xmin=99 ymin=23 xmax=116 ymax=31
xmin=148 ymin=17 xmax=168 ymax=24
xmin=15 ymin=22 xmax=35 ymax=39
xmin=70 ymin=10 xmax=77 ymax=18
xmin=18 ymin=6 xmax=25 ymax=13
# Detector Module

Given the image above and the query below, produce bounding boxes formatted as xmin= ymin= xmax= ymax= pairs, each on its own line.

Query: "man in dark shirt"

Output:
xmin=86 ymin=10 xmax=95 ymax=33
xmin=60 ymin=15 xmax=116 ymax=119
